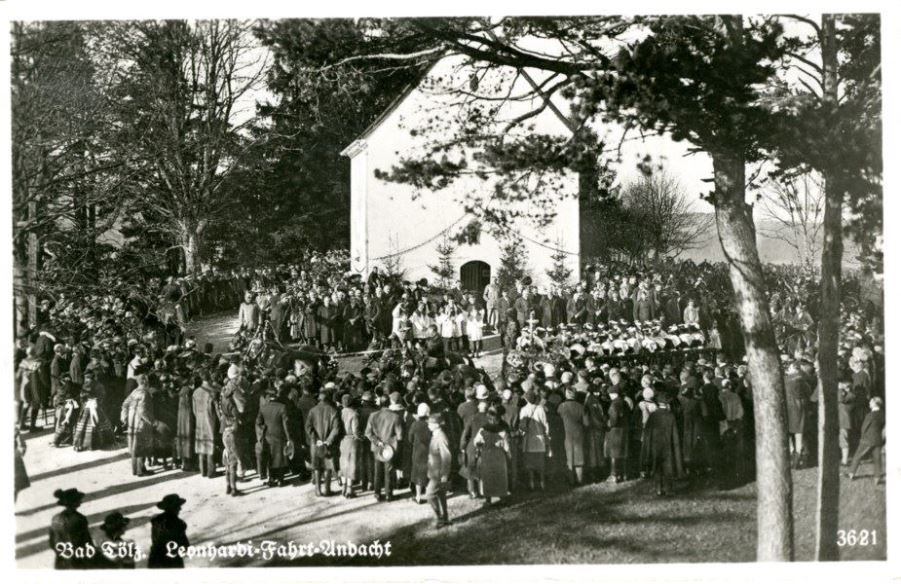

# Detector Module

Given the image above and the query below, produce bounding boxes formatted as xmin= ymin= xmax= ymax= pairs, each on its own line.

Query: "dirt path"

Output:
xmin=16 ymin=312 xmax=506 ymax=568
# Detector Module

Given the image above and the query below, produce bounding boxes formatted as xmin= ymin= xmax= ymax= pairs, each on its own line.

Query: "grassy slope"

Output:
xmin=288 ymin=463 xmax=884 ymax=566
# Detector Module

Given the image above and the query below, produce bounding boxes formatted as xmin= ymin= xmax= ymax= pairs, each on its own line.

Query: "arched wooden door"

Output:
xmin=460 ymin=260 xmax=491 ymax=297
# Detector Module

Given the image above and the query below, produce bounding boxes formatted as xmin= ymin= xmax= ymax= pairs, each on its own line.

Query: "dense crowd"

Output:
xmin=14 ymin=251 xmax=885 ymax=568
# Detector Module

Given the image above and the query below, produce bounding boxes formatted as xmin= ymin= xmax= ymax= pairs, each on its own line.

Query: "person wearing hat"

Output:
xmin=845 ymin=396 xmax=885 ymax=485
xmin=604 ymin=372 xmax=631 ymax=483
xmin=256 ymin=384 xmax=293 ymax=488
xmin=459 ymin=385 xmax=491 ymax=498
xmin=72 ymin=371 xmax=115 ymax=452
xmin=148 ymin=494 xmax=189 ymax=569
xmin=641 ymin=392 xmax=684 ymax=496
xmin=175 ymin=374 xmax=197 ymax=472
xmin=120 ymin=374 xmax=157 ymax=476
xmin=784 ymin=361 xmax=813 ymax=469
xmin=473 ymin=405 xmax=511 ymax=505
xmin=500 ymin=388 xmax=521 ymax=490
xmin=425 ymin=412 xmax=452 ymax=528
xmin=557 ymin=387 xmax=587 ymax=486
xmin=338 ymin=393 xmax=363 ymax=498
xmin=51 ymin=374 xmax=79 ymax=447
xmin=407 ymin=402 xmax=432 ymax=503
xmin=191 ymin=370 xmax=220 ymax=478
xmin=219 ymin=395 xmax=243 ymax=496
xmin=306 ymin=390 xmax=340 ymax=496
xmin=48 ymin=488 xmax=93 ymax=569
xmin=518 ymin=390 xmax=550 ymax=490
xmin=357 ymin=390 xmax=378 ymax=491
xmin=16 ymin=346 xmax=43 ymax=432
xmin=718 ymin=378 xmax=746 ymax=485
xmin=96 ymin=512 xmax=135 ymax=569
xmin=364 ymin=391 xmax=405 ymax=502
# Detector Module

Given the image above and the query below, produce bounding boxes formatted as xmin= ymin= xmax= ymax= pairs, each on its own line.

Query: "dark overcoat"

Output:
xmin=257 ymin=398 xmax=292 ymax=469
xmin=148 ymin=512 xmax=189 ymax=569
xmin=557 ymin=399 xmax=587 ymax=468
xmin=604 ymin=395 xmax=631 ymax=458
xmin=640 ymin=407 xmax=684 ymax=478
xmin=49 ymin=508 xmax=94 ymax=569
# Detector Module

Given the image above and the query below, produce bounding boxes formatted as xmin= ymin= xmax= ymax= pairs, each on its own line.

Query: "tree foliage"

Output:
xmin=429 ymin=236 xmax=457 ymax=288
xmin=495 ymin=235 xmax=529 ymax=294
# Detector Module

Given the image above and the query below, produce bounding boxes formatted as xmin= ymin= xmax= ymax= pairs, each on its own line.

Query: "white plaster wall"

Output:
xmin=351 ymin=55 xmax=581 ymax=288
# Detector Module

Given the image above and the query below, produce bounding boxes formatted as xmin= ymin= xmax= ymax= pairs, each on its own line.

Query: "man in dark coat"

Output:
xmin=357 ymin=391 xmax=379 ymax=491
xmin=557 ymin=388 xmax=588 ymax=485
xmin=306 ymin=389 xmax=341 ymax=496
xmin=784 ymin=362 xmax=813 ymax=468
xmin=846 ymin=397 xmax=885 ymax=485
xmin=364 ymin=392 xmax=405 ymax=501
xmin=256 ymin=387 xmax=293 ymax=487
xmin=604 ymin=373 xmax=631 ymax=482
xmin=148 ymin=494 xmax=189 ymax=569
xmin=640 ymin=393 xmax=684 ymax=495
xmin=49 ymin=488 xmax=94 ymax=569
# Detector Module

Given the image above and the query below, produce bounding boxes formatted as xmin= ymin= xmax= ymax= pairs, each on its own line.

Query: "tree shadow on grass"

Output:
xmin=217 ymin=475 xmax=756 ymax=566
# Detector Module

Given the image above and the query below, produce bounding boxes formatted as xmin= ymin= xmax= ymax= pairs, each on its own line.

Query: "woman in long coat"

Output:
xmin=256 ymin=388 xmax=292 ymax=486
xmin=459 ymin=399 xmax=489 ymax=498
xmin=474 ymin=407 xmax=510 ymax=504
xmin=557 ymin=389 xmax=587 ymax=485
xmin=175 ymin=378 xmax=196 ymax=470
xmin=339 ymin=394 xmax=362 ymax=498
xmin=604 ymin=387 xmax=631 ymax=482
xmin=784 ymin=365 xmax=813 ymax=467
xmin=317 ymin=296 xmax=338 ymax=350
xmin=640 ymin=394 xmax=684 ymax=496
xmin=677 ymin=386 xmax=702 ymax=474
xmin=544 ymin=391 xmax=567 ymax=480
xmin=151 ymin=380 xmax=178 ymax=468
xmin=121 ymin=377 xmax=156 ymax=476
xmin=192 ymin=376 xmax=220 ymax=477
xmin=301 ymin=294 xmax=320 ymax=347
xmin=407 ymin=403 xmax=432 ymax=503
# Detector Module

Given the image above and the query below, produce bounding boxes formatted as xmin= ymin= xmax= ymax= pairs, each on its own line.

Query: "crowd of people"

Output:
xmin=14 ymin=251 xmax=885 ymax=568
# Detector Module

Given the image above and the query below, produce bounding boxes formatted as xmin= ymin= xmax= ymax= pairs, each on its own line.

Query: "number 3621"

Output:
xmin=837 ymin=530 xmax=878 ymax=546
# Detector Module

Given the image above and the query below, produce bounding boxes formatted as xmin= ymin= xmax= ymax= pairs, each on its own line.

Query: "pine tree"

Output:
xmin=496 ymin=235 xmax=529 ymax=295
xmin=428 ymin=236 xmax=456 ymax=289
xmin=546 ymin=238 xmax=573 ymax=285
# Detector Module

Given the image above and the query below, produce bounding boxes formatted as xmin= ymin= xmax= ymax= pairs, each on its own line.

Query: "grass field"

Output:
xmin=258 ymin=462 xmax=885 ymax=566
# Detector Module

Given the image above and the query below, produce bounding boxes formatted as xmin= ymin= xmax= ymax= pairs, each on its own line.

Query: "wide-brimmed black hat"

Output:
xmin=54 ymin=488 xmax=86 ymax=507
xmin=156 ymin=494 xmax=187 ymax=511
xmin=100 ymin=511 xmax=131 ymax=534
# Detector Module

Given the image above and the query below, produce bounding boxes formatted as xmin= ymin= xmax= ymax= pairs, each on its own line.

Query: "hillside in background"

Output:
xmin=677 ymin=214 xmax=862 ymax=268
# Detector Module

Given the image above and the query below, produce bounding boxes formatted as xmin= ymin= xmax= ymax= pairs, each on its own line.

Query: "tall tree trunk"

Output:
xmin=13 ymin=251 xmax=29 ymax=338
xmin=712 ymin=152 xmax=794 ymax=561
xmin=181 ymin=228 xmax=202 ymax=276
xmin=814 ymin=13 xmax=842 ymax=562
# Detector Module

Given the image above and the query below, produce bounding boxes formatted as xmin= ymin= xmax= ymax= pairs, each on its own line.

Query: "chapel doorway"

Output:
xmin=460 ymin=260 xmax=491 ymax=297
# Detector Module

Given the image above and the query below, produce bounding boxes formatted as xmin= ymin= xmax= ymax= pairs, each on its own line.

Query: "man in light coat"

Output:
xmin=426 ymin=413 xmax=452 ymax=529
